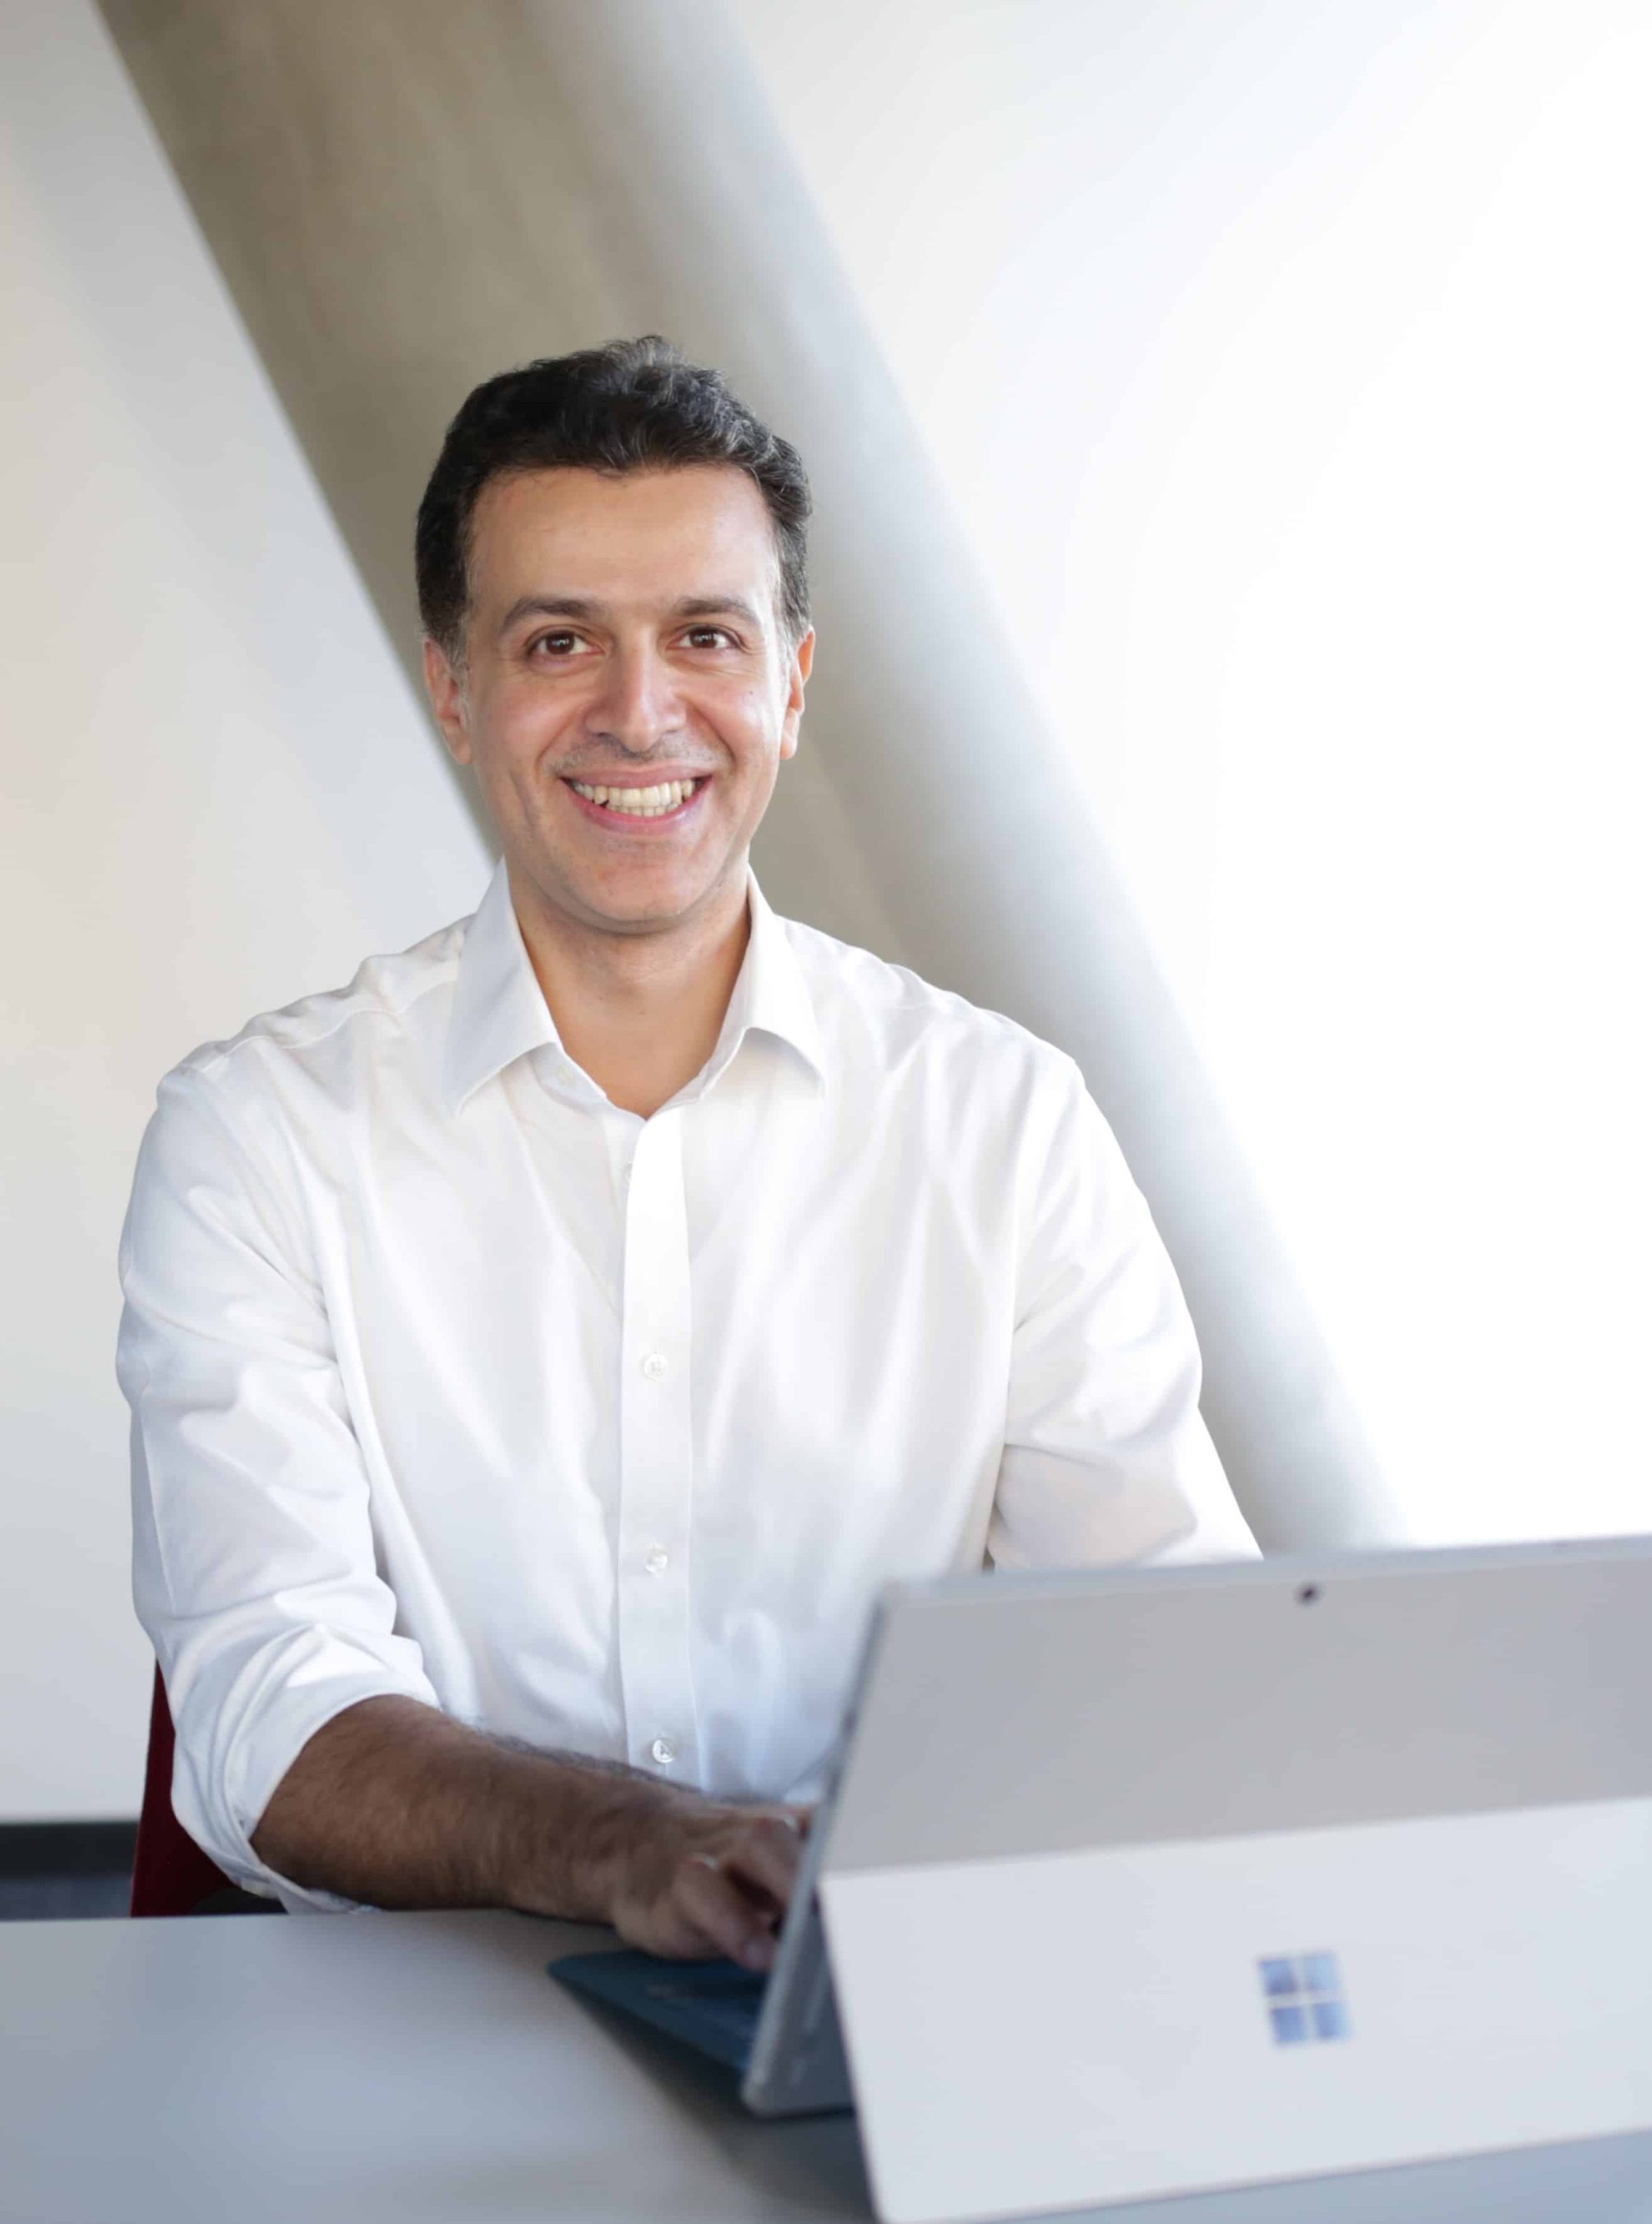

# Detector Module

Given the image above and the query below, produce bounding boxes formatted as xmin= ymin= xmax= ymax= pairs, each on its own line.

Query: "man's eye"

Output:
xmin=530 ymin=631 xmax=581 ymax=656
xmin=685 ymin=626 xmax=736 ymax=649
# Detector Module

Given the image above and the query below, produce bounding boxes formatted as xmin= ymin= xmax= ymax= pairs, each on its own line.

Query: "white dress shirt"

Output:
xmin=118 ymin=861 xmax=1257 ymax=1908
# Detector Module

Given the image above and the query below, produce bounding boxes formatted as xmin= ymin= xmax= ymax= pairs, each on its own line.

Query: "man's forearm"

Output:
xmin=250 ymin=1696 xmax=808 ymax=1966
xmin=249 ymin=1695 xmax=683 ymax=1917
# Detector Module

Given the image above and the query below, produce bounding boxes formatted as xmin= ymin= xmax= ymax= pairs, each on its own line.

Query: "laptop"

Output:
xmin=551 ymin=1536 xmax=1652 ymax=2222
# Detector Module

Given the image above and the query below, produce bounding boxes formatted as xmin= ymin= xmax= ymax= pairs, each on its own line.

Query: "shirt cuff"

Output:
xmin=168 ymin=1636 xmax=441 ymax=1913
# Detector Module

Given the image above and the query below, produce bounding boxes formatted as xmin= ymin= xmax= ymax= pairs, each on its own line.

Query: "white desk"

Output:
xmin=4 ymin=1910 xmax=1652 ymax=2224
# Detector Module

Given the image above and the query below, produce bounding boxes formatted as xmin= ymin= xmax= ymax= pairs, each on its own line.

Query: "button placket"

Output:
xmin=615 ymin=1106 xmax=700 ymax=1779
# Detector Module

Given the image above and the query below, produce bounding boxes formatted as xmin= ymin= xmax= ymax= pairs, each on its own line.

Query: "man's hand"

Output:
xmin=603 ymin=1800 xmax=809 ymax=1971
xmin=251 ymin=1694 xmax=810 ymax=1959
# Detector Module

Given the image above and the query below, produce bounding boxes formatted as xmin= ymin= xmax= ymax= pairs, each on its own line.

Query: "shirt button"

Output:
xmin=644 ymin=1545 xmax=670 ymax=1576
xmin=651 ymin=1736 xmax=677 ymax=1767
xmin=640 ymin=1351 xmax=669 ymax=1381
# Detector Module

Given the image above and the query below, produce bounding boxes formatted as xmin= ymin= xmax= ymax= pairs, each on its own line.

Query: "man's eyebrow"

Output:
xmin=497 ymin=592 xmax=764 ymax=638
xmin=671 ymin=594 xmax=764 ymax=628
xmin=497 ymin=594 xmax=603 ymax=637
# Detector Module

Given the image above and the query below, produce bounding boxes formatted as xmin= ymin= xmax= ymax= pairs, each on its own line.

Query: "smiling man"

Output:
xmin=118 ymin=338 xmax=1256 ymax=1956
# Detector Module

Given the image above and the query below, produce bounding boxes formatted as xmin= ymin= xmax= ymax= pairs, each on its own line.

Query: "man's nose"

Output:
xmin=584 ymin=644 xmax=683 ymax=754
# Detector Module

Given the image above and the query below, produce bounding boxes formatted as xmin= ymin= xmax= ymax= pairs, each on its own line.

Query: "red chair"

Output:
xmin=130 ymin=1665 xmax=235 ymax=1917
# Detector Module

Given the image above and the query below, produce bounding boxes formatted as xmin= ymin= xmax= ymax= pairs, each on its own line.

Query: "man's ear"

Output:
xmin=422 ymin=636 xmax=473 ymax=767
xmin=778 ymin=626 xmax=814 ymax=763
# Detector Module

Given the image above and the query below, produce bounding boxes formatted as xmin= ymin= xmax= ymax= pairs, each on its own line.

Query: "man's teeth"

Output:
xmin=569 ymin=777 xmax=699 ymax=816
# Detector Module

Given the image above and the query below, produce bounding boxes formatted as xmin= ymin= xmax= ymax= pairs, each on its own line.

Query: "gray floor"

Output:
xmin=0 ymin=1825 xmax=136 ymax=1921
xmin=0 ymin=1871 xmax=132 ymax=1921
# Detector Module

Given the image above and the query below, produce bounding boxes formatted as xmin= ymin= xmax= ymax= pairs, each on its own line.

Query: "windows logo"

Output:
xmin=1257 ymin=1952 xmax=1350 ymax=2045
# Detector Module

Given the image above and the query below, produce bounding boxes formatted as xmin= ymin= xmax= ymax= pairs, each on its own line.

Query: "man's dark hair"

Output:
xmin=415 ymin=335 xmax=812 ymax=662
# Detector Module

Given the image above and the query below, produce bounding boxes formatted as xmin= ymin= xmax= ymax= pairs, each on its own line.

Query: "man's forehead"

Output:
xmin=468 ymin=463 xmax=778 ymax=607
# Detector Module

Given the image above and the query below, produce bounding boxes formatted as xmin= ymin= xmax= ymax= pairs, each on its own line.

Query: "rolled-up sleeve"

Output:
xmin=990 ymin=1056 xmax=1259 ymax=1571
xmin=117 ymin=1060 xmax=441 ymax=1908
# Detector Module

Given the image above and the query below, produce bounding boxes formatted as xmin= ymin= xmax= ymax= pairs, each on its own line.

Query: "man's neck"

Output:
xmin=509 ymin=867 xmax=752 ymax=1120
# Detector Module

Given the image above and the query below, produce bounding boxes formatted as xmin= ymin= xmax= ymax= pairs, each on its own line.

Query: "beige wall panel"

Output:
xmin=2 ymin=0 xmax=491 ymax=1816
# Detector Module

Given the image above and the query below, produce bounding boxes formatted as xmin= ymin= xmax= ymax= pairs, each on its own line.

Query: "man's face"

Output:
xmin=424 ymin=464 xmax=813 ymax=939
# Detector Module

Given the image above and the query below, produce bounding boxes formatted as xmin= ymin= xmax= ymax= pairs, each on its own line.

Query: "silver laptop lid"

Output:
xmin=823 ymin=1535 xmax=1652 ymax=1876
xmin=814 ymin=1537 xmax=1652 ymax=2222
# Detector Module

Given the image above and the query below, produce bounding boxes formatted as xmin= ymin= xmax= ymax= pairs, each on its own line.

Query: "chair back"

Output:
xmin=130 ymin=1665 xmax=234 ymax=1917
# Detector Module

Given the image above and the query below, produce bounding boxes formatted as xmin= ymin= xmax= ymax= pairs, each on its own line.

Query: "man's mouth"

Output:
xmin=564 ymin=775 xmax=707 ymax=822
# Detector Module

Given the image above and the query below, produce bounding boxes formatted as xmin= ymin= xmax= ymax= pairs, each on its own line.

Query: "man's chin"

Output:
xmin=510 ymin=850 xmax=743 ymax=941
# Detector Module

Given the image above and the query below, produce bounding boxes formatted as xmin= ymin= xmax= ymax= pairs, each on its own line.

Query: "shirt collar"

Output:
xmin=707 ymin=871 xmax=827 ymax=1102
xmin=443 ymin=858 xmax=826 ymax=1114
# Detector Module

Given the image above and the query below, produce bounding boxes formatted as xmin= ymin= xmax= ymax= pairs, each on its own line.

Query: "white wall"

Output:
xmin=0 ymin=0 xmax=489 ymax=1817
xmin=9 ymin=0 xmax=1649 ymax=1819
xmin=727 ymin=0 xmax=1652 ymax=1546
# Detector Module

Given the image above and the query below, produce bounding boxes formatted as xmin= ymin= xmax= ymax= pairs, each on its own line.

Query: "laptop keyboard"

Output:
xmin=551 ymin=1949 xmax=768 ymax=2073
xmin=643 ymin=1967 xmax=767 ymax=2046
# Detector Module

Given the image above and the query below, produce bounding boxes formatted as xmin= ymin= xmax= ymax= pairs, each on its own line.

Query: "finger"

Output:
xmin=718 ymin=1814 xmax=805 ymax=1911
xmin=753 ymin=1801 xmax=814 ymax=1839
xmin=674 ymin=1854 xmax=778 ymax=1972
